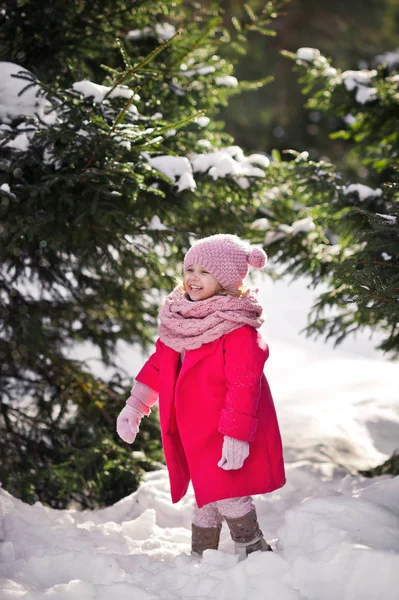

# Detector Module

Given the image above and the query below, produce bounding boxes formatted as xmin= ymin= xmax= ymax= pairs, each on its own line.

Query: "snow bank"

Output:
xmin=2 ymin=325 xmax=399 ymax=598
xmin=279 ymin=477 xmax=399 ymax=600
xmin=1 ymin=270 xmax=399 ymax=598
xmin=1 ymin=470 xmax=398 ymax=599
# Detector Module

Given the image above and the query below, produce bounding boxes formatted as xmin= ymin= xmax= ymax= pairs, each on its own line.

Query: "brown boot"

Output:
xmin=191 ymin=523 xmax=222 ymax=556
xmin=224 ymin=509 xmax=273 ymax=557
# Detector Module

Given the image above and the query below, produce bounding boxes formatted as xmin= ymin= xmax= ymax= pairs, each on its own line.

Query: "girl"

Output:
xmin=117 ymin=234 xmax=285 ymax=557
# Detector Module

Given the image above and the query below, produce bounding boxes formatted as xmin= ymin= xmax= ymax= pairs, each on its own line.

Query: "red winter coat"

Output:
xmin=136 ymin=325 xmax=285 ymax=508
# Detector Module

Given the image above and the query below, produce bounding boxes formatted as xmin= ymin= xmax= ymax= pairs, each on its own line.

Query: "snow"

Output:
xmin=251 ymin=217 xmax=270 ymax=231
xmin=3 ymin=271 xmax=399 ymax=599
xmin=126 ymin=23 xmax=176 ymax=42
xmin=323 ymin=66 xmax=337 ymax=77
xmin=1 ymin=468 xmax=399 ymax=598
xmin=196 ymin=139 xmax=213 ymax=149
xmin=0 ymin=122 xmax=33 ymax=152
xmin=0 ymin=63 xmax=58 ymax=152
xmin=279 ymin=480 xmax=399 ymax=600
xmin=127 ymin=27 xmax=152 ymax=40
xmin=313 ymin=243 xmax=341 ymax=261
xmin=376 ymin=213 xmax=397 ymax=224
xmin=341 ymin=70 xmax=378 ymax=104
xmin=194 ymin=116 xmax=210 ymax=127
xmin=155 ymin=23 xmax=176 ymax=41
xmin=355 ymin=86 xmax=378 ymax=104
xmin=264 ymin=230 xmax=287 ymax=245
xmin=344 ymin=183 xmax=382 ymax=201
xmin=343 ymin=114 xmax=357 ymax=125
xmin=72 ymin=81 xmax=136 ymax=103
xmin=0 ymin=62 xmax=55 ymax=124
xmin=342 ymin=70 xmax=376 ymax=90
xmin=296 ymin=47 xmax=321 ymax=62
xmin=245 ymin=153 xmax=270 ymax=168
xmin=295 ymin=48 xmax=336 ymax=79
xmin=375 ymin=48 xmax=399 ymax=71
xmin=215 ymin=76 xmax=238 ymax=87
xmin=263 ymin=217 xmax=315 ymax=245
xmin=291 ymin=217 xmax=316 ymax=235
xmin=145 ymin=155 xmax=196 ymax=192
xmin=180 ymin=66 xmax=215 ymax=77
xmin=147 ymin=216 xmax=167 ymax=231
xmin=145 ymin=146 xmax=268 ymax=191
xmin=190 ymin=146 xmax=267 ymax=181
xmin=234 ymin=177 xmax=250 ymax=189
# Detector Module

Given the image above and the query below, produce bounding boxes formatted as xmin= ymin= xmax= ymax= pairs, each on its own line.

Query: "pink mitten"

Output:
xmin=217 ymin=436 xmax=250 ymax=470
xmin=116 ymin=405 xmax=145 ymax=444
xmin=116 ymin=382 xmax=158 ymax=444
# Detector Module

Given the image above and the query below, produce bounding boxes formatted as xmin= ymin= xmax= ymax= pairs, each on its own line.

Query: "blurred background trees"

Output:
xmin=221 ymin=0 xmax=399 ymax=173
xmin=0 ymin=0 xmax=397 ymax=508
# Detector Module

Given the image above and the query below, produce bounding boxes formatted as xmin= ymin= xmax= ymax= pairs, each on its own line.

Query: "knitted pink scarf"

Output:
xmin=158 ymin=287 xmax=264 ymax=352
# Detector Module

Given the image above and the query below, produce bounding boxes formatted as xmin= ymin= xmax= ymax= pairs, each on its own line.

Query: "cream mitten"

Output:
xmin=217 ymin=436 xmax=250 ymax=470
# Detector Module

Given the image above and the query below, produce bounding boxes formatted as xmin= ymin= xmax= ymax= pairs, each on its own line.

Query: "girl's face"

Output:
xmin=184 ymin=263 xmax=223 ymax=301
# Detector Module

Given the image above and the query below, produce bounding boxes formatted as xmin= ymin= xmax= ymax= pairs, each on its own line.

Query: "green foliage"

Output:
xmin=0 ymin=0 xmax=281 ymax=507
xmin=221 ymin=0 xmax=399 ymax=169
xmin=259 ymin=47 xmax=399 ymax=357
xmin=0 ymin=0 xmax=179 ymax=84
xmin=359 ymin=452 xmax=399 ymax=478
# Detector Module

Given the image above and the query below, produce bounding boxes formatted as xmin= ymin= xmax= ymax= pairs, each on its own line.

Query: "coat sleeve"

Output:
xmin=135 ymin=338 xmax=164 ymax=393
xmin=218 ymin=326 xmax=268 ymax=442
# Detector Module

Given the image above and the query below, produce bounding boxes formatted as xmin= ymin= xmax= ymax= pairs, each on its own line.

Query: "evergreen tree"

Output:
xmin=0 ymin=0 xmax=281 ymax=508
xmin=256 ymin=46 xmax=399 ymax=356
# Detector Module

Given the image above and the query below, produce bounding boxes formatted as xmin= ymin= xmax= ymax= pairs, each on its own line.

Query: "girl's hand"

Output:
xmin=116 ymin=405 xmax=143 ymax=444
xmin=217 ymin=436 xmax=250 ymax=470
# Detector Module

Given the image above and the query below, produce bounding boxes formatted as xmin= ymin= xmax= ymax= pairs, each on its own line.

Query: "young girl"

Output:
xmin=117 ymin=234 xmax=285 ymax=557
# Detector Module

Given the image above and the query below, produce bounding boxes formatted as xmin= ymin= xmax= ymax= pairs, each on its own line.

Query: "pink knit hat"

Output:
xmin=184 ymin=234 xmax=267 ymax=289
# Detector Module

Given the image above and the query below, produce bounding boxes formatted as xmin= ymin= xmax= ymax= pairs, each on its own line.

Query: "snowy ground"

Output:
xmin=1 ymin=276 xmax=399 ymax=599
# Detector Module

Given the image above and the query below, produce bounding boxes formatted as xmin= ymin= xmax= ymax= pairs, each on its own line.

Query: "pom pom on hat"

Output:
xmin=184 ymin=234 xmax=268 ymax=289
xmin=247 ymin=246 xmax=267 ymax=269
